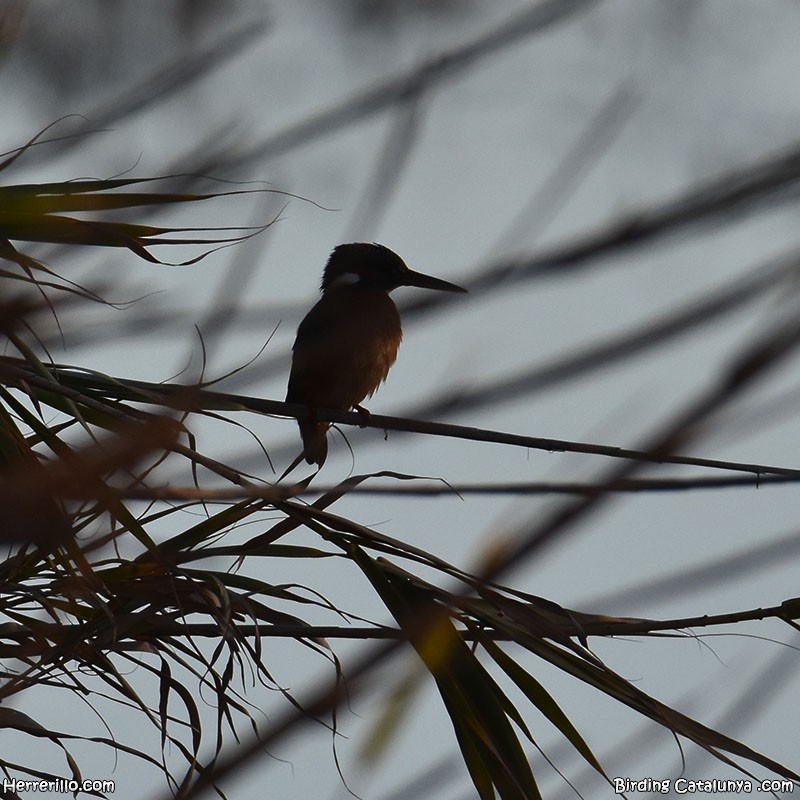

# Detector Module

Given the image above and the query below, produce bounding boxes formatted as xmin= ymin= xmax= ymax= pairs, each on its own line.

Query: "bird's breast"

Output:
xmin=287 ymin=289 xmax=403 ymax=411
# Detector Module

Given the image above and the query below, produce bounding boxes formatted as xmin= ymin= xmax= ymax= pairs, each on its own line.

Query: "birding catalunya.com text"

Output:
xmin=613 ymin=777 xmax=794 ymax=794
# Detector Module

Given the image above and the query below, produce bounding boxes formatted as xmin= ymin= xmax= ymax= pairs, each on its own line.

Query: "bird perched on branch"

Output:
xmin=286 ymin=242 xmax=467 ymax=467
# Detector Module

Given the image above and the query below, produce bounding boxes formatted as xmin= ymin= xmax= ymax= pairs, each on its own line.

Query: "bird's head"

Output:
xmin=320 ymin=242 xmax=467 ymax=295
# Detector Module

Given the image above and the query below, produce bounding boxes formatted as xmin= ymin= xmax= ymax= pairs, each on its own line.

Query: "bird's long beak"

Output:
xmin=401 ymin=268 xmax=468 ymax=293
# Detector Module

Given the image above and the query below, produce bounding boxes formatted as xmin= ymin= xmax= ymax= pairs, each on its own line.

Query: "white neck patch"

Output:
xmin=329 ymin=271 xmax=361 ymax=288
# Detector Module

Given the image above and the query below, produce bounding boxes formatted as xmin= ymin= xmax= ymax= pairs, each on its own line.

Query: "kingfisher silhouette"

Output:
xmin=286 ymin=242 xmax=466 ymax=467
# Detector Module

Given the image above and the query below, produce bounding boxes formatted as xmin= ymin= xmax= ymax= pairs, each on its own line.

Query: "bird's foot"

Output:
xmin=354 ymin=404 xmax=371 ymax=427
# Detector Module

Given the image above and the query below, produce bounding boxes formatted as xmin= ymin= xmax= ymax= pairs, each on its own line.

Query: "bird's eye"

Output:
xmin=329 ymin=271 xmax=361 ymax=288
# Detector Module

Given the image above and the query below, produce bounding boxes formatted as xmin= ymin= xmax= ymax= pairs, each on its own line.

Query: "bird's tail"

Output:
xmin=299 ymin=419 xmax=329 ymax=467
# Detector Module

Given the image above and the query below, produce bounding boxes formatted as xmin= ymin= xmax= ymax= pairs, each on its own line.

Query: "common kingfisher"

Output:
xmin=286 ymin=242 xmax=467 ymax=467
